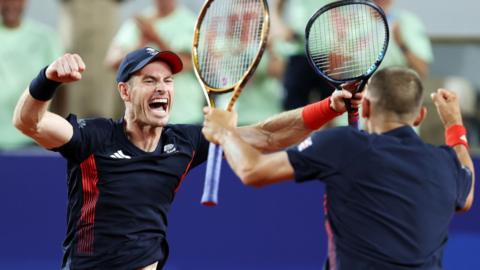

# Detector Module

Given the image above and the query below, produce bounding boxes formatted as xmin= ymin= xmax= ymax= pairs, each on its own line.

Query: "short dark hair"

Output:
xmin=367 ymin=67 xmax=424 ymax=117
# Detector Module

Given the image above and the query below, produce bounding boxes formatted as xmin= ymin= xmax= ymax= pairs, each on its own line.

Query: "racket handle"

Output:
xmin=346 ymin=79 xmax=368 ymax=130
xmin=347 ymin=107 xmax=359 ymax=129
xmin=201 ymin=142 xmax=224 ymax=206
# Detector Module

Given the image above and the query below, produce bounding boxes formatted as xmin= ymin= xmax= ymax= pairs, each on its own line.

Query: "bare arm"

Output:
xmin=431 ymin=88 xmax=475 ymax=212
xmin=203 ymin=111 xmax=294 ymax=187
xmin=13 ymin=54 xmax=86 ymax=149
xmin=201 ymin=83 xmax=363 ymax=185
xmin=238 ymin=84 xmax=363 ymax=153
xmin=236 ymin=107 xmax=309 ymax=153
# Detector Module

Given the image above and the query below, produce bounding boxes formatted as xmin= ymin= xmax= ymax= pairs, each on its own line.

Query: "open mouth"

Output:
xmin=149 ymin=98 xmax=168 ymax=112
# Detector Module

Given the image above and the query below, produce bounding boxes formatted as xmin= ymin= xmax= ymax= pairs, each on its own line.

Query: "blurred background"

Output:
xmin=1 ymin=0 xmax=479 ymax=269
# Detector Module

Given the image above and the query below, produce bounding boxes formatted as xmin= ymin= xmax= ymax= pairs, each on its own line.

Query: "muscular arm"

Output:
xmin=13 ymin=91 xmax=73 ymax=149
xmin=12 ymin=53 xmax=86 ymax=149
xmin=238 ymin=86 xmax=363 ymax=153
xmin=202 ymin=85 xmax=363 ymax=185
xmin=206 ymin=125 xmax=295 ymax=187
xmin=237 ymin=108 xmax=311 ymax=153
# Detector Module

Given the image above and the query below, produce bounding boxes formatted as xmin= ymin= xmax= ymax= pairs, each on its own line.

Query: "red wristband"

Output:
xmin=445 ymin=124 xmax=469 ymax=148
xmin=302 ymin=97 xmax=342 ymax=130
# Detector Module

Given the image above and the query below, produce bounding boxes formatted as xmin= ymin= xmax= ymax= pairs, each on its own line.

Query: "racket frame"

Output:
xmin=192 ymin=0 xmax=270 ymax=108
xmin=191 ymin=0 xmax=270 ymax=206
xmin=304 ymin=0 xmax=389 ymax=86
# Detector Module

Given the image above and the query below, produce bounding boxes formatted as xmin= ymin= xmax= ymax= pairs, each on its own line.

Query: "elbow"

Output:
xmin=457 ymin=196 xmax=474 ymax=213
xmin=238 ymin=168 xmax=267 ymax=188
xmin=12 ymin=112 xmax=38 ymax=138
xmin=12 ymin=113 xmax=26 ymax=133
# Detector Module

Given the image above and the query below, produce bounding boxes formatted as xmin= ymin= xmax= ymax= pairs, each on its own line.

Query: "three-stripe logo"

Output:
xmin=109 ymin=150 xmax=131 ymax=159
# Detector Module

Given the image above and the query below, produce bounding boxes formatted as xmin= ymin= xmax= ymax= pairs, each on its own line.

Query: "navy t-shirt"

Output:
xmin=287 ymin=126 xmax=472 ymax=270
xmin=53 ymin=115 xmax=209 ymax=270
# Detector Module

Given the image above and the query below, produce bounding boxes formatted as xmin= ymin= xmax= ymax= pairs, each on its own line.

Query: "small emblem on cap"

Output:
xmin=146 ymin=47 xmax=158 ymax=56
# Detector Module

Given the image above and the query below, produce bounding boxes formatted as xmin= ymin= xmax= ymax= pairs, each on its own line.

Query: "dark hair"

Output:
xmin=367 ymin=67 xmax=424 ymax=117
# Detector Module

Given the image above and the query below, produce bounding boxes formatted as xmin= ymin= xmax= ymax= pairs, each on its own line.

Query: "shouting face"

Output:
xmin=121 ymin=61 xmax=175 ymax=128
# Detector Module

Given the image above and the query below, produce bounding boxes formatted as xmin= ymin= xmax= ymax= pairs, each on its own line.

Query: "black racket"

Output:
xmin=305 ymin=0 xmax=389 ymax=129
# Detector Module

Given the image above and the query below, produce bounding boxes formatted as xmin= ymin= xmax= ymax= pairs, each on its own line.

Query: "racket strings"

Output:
xmin=308 ymin=3 xmax=387 ymax=80
xmin=197 ymin=0 xmax=266 ymax=89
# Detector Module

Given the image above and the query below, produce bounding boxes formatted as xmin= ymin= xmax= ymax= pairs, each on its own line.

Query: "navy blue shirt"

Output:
xmin=287 ymin=126 xmax=472 ymax=270
xmin=53 ymin=115 xmax=209 ymax=270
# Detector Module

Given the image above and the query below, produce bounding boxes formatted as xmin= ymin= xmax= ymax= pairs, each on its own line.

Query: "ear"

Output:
xmin=413 ymin=106 xmax=427 ymax=126
xmin=117 ymin=82 xmax=130 ymax=102
xmin=361 ymin=98 xmax=371 ymax=119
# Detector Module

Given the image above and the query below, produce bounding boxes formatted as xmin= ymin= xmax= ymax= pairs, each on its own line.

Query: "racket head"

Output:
xmin=192 ymin=0 xmax=270 ymax=95
xmin=305 ymin=0 xmax=389 ymax=86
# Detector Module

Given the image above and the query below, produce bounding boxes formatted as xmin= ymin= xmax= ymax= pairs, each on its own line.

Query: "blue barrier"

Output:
xmin=0 ymin=152 xmax=478 ymax=269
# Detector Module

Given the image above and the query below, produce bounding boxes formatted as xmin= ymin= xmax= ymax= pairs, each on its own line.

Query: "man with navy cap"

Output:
xmin=13 ymin=48 xmax=203 ymax=270
xmin=12 ymin=47 xmax=362 ymax=269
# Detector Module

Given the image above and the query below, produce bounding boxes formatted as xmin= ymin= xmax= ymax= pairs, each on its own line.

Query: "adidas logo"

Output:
xmin=110 ymin=150 xmax=131 ymax=159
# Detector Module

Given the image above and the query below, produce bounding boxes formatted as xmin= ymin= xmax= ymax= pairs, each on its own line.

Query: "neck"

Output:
xmin=124 ymin=117 xmax=163 ymax=152
xmin=365 ymin=116 xmax=412 ymax=134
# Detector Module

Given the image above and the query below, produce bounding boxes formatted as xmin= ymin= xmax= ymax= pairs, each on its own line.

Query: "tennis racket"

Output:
xmin=305 ymin=0 xmax=389 ymax=129
xmin=192 ymin=0 xmax=270 ymax=206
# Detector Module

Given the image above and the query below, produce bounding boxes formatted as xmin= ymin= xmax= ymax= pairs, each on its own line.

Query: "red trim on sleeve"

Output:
xmin=323 ymin=195 xmax=337 ymax=270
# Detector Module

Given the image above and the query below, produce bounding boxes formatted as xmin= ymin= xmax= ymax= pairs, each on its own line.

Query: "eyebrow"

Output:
xmin=142 ymin=75 xmax=173 ymax=81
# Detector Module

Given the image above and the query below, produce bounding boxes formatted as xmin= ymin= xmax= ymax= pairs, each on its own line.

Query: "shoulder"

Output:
xmin=52 ymin=115 xmax=117 ymax=161
xmin=68 ymin=114 xmax=116 ymax=139
xmin=433 ymin=144 xmax=461 ymax=164
xmin=311 ymin=126 xmax=369 ymax=145
xmin=70 ymin=115 xmax=115 ymax=129
xmin=292 ymin=127 xmax=370 ymax=156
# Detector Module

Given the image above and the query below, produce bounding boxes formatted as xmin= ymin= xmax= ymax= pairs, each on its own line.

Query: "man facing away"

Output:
xmin=202 ymin=67 xmax=474 ymax=270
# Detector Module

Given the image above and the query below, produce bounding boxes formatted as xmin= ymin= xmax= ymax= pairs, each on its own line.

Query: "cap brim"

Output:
xmin=154 ymin=51 xmax=183 ymax=74
xmin=130 ymin=51 xmax=183 ymax=77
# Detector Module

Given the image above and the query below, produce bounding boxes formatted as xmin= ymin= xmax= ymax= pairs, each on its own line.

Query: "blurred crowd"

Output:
xmin=0 ymin=0 xmax=478 ymax=151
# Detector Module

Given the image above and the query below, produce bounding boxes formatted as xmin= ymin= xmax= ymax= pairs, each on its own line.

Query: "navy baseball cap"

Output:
xmin=116 ymin=47 xmax=183 ymax=83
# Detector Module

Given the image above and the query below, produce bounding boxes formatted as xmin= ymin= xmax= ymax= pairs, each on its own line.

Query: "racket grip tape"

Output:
xmin=201 ymin=142 xmax=224 ymax=206
xmin=345 ymin=99 xmax=359 ymax=129
xmin=348 ymin=109 xmax=359 ymax=129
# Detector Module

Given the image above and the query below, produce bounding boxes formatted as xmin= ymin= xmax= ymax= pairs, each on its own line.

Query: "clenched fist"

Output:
xmin=46 ymin=53 xmax=86 ymax=83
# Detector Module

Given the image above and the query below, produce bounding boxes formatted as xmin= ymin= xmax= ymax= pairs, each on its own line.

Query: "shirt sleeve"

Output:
xmin=456 ymin=165 xmax=473 ymax=209
xmin=286 ymin=127 xmax=368 ymax=183
xmin=51 ymin=114 xmax=112 ymax=163
xmin=180 ymin=125 xmax=209 ymax=169
xmin=440 ymin=145 xmax=473 ymax=209
xmin=441 ymin=146 xmax=474 ymax=209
